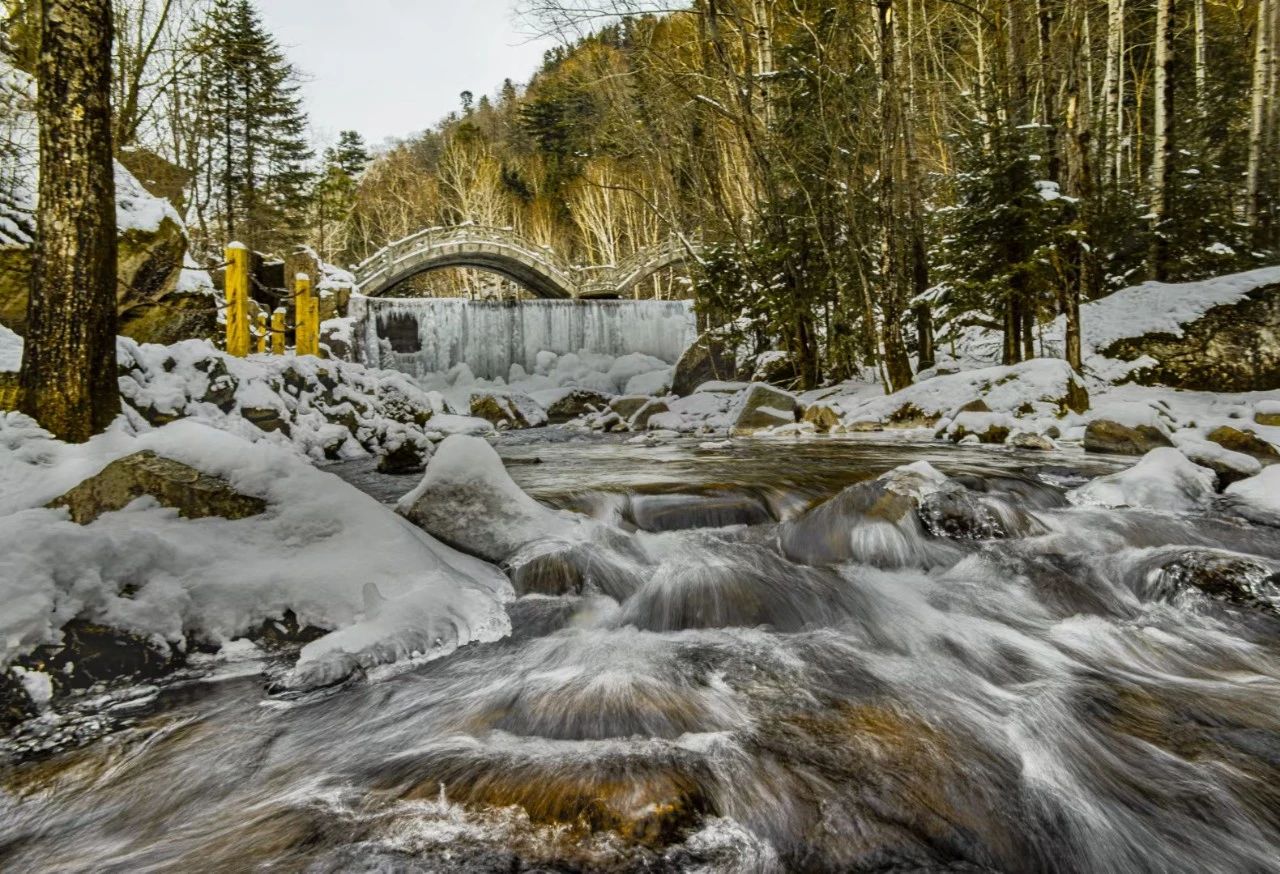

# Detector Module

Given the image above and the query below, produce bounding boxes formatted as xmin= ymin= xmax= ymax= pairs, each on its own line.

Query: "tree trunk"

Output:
xmin=1101 ymin=0 xmax=1126 ymax=186
xmin=1149 ymin=0 xmax=1175 ymax=280
xmin=19 ymin=0 xmax=120 ymax=442
xmin=877 ymin=0 xmax=917 ymax=391
xmin=1246 ymin=0 xmax=1274 ymax=243
xmin=1193 ymin=0 xmax=1206 ymax=115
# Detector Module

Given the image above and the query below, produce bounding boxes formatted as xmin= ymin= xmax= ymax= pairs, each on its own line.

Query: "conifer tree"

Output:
xmin=196 ymin=0 xmax=312 ymax=252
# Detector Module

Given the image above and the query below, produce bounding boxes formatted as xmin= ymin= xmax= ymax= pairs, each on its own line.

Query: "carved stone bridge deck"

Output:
xmin=353 ymin=225 xmax=696 ymax=299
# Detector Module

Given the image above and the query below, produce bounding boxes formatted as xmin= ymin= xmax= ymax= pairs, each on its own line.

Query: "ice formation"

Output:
xmin=349 ymin=296 xmax=696 ymax=380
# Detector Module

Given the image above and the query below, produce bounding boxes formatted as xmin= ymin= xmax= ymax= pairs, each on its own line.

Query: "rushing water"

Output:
xmin=4 ymin=435 xmax=1280 ymax=873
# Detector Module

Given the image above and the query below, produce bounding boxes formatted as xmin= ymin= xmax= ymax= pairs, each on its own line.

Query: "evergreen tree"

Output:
xmin=310 ymin=130 xmax=369 ymax=262
xmin=197 ymin=0 xmax=312 ymax=253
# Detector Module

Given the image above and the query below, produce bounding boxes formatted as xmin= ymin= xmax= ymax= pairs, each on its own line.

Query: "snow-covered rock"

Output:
xmin=955 ymin=265 xmax=1280 ymax=391
xmin=1224 ymin=467 xmax=1280 ymax=526
xmin=114 ymin=338 xmax=440 ymax=462
xmin=398 ymin=435 xmax=591 ymax=563
xmin=821 ymin=358 xmax=1088 ymax=433
xmin=0 ymin=416 xmax=511 ymax=688
xmin=729 ymin=383 xmax=798 ymax=435
xmin=1069 ymin=448 xmax=1218 ymax=512
xmin=0 ymin=59 xmax=214 ymax=346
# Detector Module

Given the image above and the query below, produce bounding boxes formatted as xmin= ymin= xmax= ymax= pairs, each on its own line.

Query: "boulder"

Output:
xmin=946 ymin=412 xmax=1012 ymax=444
xmin=320 ymin=320 xmax=353 ymax=361
xmin=1 ymin=669 xmax=38 ymax=732
xmin=1206 ymin=425 xmax=1280 ymax=462
xmin=802 ymin=404 xmax=841 ymax=433
xmin=1255 ymin=401 xmax=1280 ymax=427
xmin=1140 ymin=549 xmax=1279 ymax=615
xmin=470 ymin=391 xmax=545 ymax=430
xmin=546 ymin=389 xmax=612 ymax=424
xmin=377 ymin=441 xmax=428 ymax=475
xmin=0 ymin=371 xmax=19 ymax=411
xmin=629 ymin=398 xmax=669 ymax=430
xmin=1009 ymin=431 xmax=1055 ymax=451
xmin=671 ymin=333 xmax=740 ymax=397
xmin=48 ymin=450 xmax=266 ymax=524
xmin=730 ymin=383 xmax=798 ymax=435
xmin=1100 ymin=281 xmax=1280 ymax=391
xmin=1083 ymin=419 xmax=1173 ymax=455
xmin=608 ymin=394 xmax=652 ymax=420
xmin=241 ymin=405 xmax=290 ymax=435
xmin=751 ymin=350 xmax=800 ymax=387
xmin=398 ymin=435 xmax=586 ymax=563
xmin=15 ymin=619 xmax=182 ymax=696
xmin=0 ymin=196 xmax=212 ymax=345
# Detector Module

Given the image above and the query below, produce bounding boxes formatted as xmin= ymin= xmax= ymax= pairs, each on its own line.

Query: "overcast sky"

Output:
xmin=256 ymin=1 xmax=558 ymax=151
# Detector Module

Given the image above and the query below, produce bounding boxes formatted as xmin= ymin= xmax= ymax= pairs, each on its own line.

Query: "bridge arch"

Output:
xmin=354 ymin=226 xmax=700 ymax=299
xmin=355 ymin=227 xmax=578 ymax=299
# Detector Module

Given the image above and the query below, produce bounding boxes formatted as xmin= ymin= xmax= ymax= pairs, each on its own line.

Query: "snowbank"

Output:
xmin=0 ymin=415 xmax=512 ymax=687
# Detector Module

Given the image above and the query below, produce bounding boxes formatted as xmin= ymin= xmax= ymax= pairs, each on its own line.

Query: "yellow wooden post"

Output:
xmin=271 ymin=308 xmax=287 ymax=355
xmin=255 ymin=310 xmax=268 ymax=354
xmin=295 ymin=272 xmax=317 ymax=356
xmin=225 ymin=242 xmax=251 ymax=357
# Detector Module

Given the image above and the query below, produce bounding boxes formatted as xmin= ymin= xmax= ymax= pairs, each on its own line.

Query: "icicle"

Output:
xmin=349 ymin=297 xmax=697 ymax=379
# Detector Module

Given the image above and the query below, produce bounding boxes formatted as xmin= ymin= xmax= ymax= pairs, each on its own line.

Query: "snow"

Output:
xmin=116 ymin=338 xmax=442 ymax=462
xmin=10 ymin=665 xmax=52 ymax=707
xmin=114 ymin=162 xmax=183 ymax=233
xmin=954 ymin=265 xmax=1280 ymax=373
xmin=822 ymin=358 xmax=1084 ymax=428
xmin=1224 ymin=467 xmax=1280 ymax=518
xmin=175 ymin=252 xmax=216 ymax=297
xmin=397 ymin=435 xmax=590 ymax=562
xmin=0 ymin=322 xmax=21 ymax=371
xmin=0 ymin=416 xmax=512 ymax=687
xmin=1069 ymin=447 xmax=1218 ymax=512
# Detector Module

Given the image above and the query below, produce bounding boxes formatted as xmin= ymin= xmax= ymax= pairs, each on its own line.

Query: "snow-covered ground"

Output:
xmin=951 ymin=265 xmax=1280 ymax=381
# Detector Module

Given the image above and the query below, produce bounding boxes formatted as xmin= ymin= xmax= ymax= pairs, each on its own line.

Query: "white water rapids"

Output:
xmin=3 ymin=436 xmax=1279 ymax=873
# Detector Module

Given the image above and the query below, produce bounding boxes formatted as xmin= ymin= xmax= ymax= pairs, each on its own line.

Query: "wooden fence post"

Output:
xmin=225 ymin=242 xmax=251 ymax=357
xmin=256 ymin=310 xmax=268 ymax=354
xmin=295 ymin=272 xmax=316 ymax=356
xmin=271 ymin=308 xmax=287 ymax=355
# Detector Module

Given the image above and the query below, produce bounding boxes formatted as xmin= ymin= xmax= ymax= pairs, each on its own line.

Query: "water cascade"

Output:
xmin=348 ymin=296 xmax=698 ymax=379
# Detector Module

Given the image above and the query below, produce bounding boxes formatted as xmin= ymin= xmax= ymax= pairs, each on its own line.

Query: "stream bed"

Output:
xmin=3 ymin=433 xmax=1280 ymax=873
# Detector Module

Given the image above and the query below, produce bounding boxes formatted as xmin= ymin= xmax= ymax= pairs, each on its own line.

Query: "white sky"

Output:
xmin=257 ymin=1 xmax=558 ymax=150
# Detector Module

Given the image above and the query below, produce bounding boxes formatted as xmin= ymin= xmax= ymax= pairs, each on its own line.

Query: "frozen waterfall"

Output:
xmin=348 ymin=296 xmax=698 ymax=379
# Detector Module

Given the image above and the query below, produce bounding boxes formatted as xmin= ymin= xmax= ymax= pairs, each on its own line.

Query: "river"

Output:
xmin=3 ymin=434 xmax=1279 ymax=873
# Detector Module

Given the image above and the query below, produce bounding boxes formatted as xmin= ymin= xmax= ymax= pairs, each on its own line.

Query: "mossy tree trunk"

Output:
xmin=19 ymin=0 xmax=120 ymax=442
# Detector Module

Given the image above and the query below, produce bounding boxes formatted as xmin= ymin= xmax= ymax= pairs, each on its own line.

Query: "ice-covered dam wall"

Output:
xmin=348 ymin=296 xmax=698 ymax=380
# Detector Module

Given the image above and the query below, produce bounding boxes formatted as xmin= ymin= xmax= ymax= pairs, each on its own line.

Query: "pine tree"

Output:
xmin=311 ymin=130 xmax=369 ymax=262
xmin=196 ymin=0 xmax=312 ymax=253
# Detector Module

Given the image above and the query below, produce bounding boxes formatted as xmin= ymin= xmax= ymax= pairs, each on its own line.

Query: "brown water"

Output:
xmin=3 ymin=434 xmax=1280 ymax=873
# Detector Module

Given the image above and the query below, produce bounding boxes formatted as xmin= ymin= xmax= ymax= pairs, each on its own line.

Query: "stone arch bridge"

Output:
xmin=353 ymin=225 xmax=698 ymax=299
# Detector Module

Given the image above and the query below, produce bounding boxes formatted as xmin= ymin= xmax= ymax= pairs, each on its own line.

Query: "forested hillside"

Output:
xmin=353 ymin=0 xmax=1280 ymax=387
xmin=3 ymin=0 xmax=1278 ymax=389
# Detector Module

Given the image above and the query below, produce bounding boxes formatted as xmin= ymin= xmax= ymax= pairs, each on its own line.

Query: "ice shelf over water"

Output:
xmin=349 ymin=296 xmax=697 ymax=379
